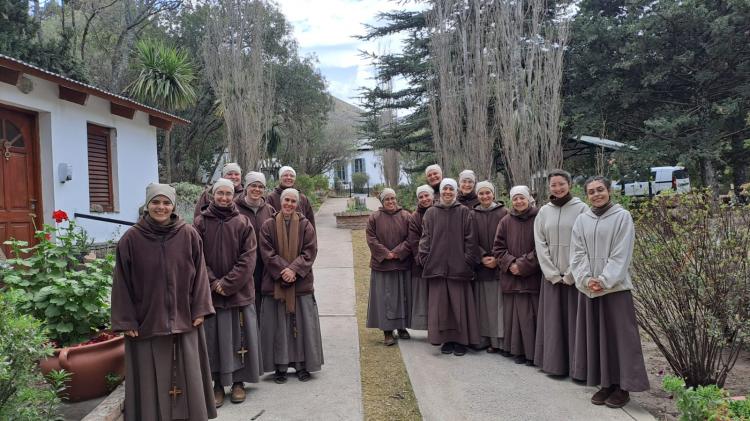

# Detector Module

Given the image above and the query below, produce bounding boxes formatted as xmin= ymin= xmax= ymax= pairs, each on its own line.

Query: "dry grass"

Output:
xmin=351 ymin=229 xmax=422 ymax=421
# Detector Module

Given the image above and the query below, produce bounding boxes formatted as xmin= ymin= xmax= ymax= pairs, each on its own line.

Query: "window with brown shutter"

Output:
xmin=87 ymin=124 xmax=114 ymax=212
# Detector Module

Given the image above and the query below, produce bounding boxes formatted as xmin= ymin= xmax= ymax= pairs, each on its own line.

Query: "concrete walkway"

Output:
xmin=364 ymin=197 xmax=654 ymax=421
xmin=216 ymin=198 xmax=363 ymax=420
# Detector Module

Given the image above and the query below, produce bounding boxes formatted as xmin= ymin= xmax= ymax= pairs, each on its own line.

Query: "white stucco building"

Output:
xmin=0 ymin=54 xmax=187 ymax=251
xmin=326 ymin=140 xmax=408 ymax=191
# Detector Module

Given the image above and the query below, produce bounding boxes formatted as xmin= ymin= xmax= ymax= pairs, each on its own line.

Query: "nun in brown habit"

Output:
xmin=493 ymin=185 xmax=541 ymax=365
xmin=533 ymin=169 xmax=588 ymax=376
xmin=424 ymin=164 xmax=443 ymax=201
xmin=407 ymin=184 xmax=434 ymax=330
xmin=194 ymin=163 xmax=244 ymax=219
xmin=366 ymin=188 xmax=413 ymax=345
xmin=570 ymin=176 xmax=649 ymax=408
xmin=259 ymin=188 xmax=323 ymax=384
xmin=193 ymin=178 xmax=262 ymax=407
xmin=457 ymin=170 xmax=479 ymax=209
xmin=111 ymin=183 xmax=216 ymax=421
xmin=266 ymin=166 xmax=316 ymax=227
xmin=419 ymin=178 xmax=480 ymax=356
xmin=471 ymin=181 xmax=508 ymax=352
xmin=234 ymin=171 xmax=276 ymax=306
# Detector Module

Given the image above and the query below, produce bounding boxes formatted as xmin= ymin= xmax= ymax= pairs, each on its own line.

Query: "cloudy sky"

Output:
xmin=275 ymin=0 xmax=424 ymax=107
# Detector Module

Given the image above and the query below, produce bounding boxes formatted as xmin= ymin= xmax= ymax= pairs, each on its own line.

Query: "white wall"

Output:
xmin=327 ymin=148 xmax=409 ymax=187
xmin=0 ymin=75 xmax=159 ymax=243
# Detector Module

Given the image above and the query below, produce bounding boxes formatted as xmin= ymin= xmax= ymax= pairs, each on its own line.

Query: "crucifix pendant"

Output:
xmin=237 ymin=347 xmax=248 ymax=364
xmin=169 ymin=385 xmax=182 ymax=401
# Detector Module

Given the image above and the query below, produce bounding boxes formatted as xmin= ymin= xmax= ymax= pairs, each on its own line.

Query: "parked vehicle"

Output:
xmin=612 ymin=166 xmax=691 ymax=197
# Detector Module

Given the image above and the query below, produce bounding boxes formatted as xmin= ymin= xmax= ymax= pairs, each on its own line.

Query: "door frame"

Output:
xmin=0 ymin=102 xmax=44 ymax=246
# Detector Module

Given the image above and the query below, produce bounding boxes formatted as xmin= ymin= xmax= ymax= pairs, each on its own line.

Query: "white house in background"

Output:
xmin=326 ymin=140 xmax=408 ymax=189
xmin=0 ymin=54 xmax=187 ymax=253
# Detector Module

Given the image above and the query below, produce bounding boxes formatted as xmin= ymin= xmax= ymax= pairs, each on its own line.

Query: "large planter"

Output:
xmin=334 ymin=210 xmax=372 ymax=229
xmin=40 ymin=334 xmax=125 ymax=402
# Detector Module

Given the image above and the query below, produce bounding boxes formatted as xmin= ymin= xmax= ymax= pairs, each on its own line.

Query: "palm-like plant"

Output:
xmin=127 ymin=39 xmax=197 ymax=183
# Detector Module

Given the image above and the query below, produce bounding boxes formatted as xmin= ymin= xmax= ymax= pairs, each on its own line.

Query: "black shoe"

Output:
xmin=440 ymin=342 xmax=455 ymax=354
xmin=274 ymin=370 xmax=288 ymax=384
xmin=499 ymin=350 xmax=512 ymax=357
xmin=453 ymin=343 xmax=467 ymax=356
xmin=525 ymin=359 xmax=535 ymax=366
xmin=513 ymin=355 xmax=527 ymax=364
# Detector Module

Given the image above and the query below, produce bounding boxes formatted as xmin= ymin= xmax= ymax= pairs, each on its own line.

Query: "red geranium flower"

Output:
xmin=45 ymin=233 xmax=52 ymax=241
xmin=52 ymin=210 xmax=68 ymax=223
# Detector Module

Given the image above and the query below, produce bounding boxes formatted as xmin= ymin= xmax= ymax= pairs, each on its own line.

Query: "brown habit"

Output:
xmin=407 ymin=206 xmax=430 ymax=330
xmin=111 ymin=216 xmax=216 ymax=421
xmin=457 ymin=191 xmax=479 ymax=209
xmin=418 ymin=202 xmax=480 ymax=346
xmin=193 ymin=202 xmax=257 ymax=308
xmin=267 ymin=186 xmax=316 ymax=227
xmin=259 ymin=213 xmax=318 ymax=296
xmin=235 ymin=195 xmax=276 ymax=304
xmin=366 ymin=207 xmax=412 ymax=271
xmin=493 ymin=207 xmax=541 ymax=360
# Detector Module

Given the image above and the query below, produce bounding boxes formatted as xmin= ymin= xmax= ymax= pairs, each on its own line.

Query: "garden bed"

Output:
xmin=631 ymin=335 xmax=750 ymax=420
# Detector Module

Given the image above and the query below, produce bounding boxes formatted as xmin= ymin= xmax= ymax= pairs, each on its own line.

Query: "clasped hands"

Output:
xmin=481 ymin=256 xmax=497 ymax=269
xmin=587 ymin=277 xmax=604 ymax=292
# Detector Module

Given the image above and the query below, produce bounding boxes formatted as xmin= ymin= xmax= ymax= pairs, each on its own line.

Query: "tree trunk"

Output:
xmin=730 ymin=135 xmax=749 ymax=198
xmin=700 ymin=158 xmax=718 ymax=193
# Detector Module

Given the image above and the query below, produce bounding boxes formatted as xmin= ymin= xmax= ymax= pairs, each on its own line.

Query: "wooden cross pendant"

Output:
xmin=237 ymin=347 xmax=248 ymax=364
xmin=169 ymin=385 xmax=182 ymax=401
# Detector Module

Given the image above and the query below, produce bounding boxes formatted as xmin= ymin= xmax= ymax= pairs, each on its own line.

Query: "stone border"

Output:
xmin=81 ymin=384 xmax=124 ymax=421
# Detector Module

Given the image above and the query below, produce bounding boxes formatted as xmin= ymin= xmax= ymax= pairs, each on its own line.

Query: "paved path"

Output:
xmin=216 ymin=198 xmax=363 ymax=421
xmin=365 ymin=197 xmax=654 ymax=421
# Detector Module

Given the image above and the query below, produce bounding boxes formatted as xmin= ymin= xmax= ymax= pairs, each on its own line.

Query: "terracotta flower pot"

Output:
xmin=39 ymin=334 xmax=125 ymax=402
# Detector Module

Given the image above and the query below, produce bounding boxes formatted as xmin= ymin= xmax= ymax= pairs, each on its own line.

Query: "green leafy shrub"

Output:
xmin=663 ymin=375 xmax=750 ymax=421
xmin=352 ymin=172 xmax=369 ymax=190
xmin=312 ymin=174 xmax=330 ymax=191
xmin=633 ymin=192 xmax=750 ymax=387
xmin=0 ymin=292 xmax=62 ymax=421
xmin=1 ymin=211 xmax=115 ymax=347
xmin=396 ymin=183 xmax=417 ymax=212
xmin=172 ymin=181 xmax=205 ymax=222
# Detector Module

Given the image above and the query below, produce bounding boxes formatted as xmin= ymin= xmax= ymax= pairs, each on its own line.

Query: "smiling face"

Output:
xmin=417 ymin=191 xmax=433 ymax=208
xmin=586 ymin=180 xmax=611 ymax=208
xmin=549 ymin=176 xmax=570 ymax=199
xmin=426 ymin=169 xmax=442 ymax=188
xmin=382 ymin=195 xmax=397 ymax=211
xmin=280 ymin=171 xmax=296 ymax=188
xmin=440 ymin=185 xmax=456 ymax=205
xmin=246 ymin=182 xmax=265 ymax=201
xmin=459 ymin=178 xmax=475 ymax=194
xmin=281 ymin=195 xmax=298 ymax=215
xmin=224 ymin=171 xmax=241 ymax=186
xmin=478 ymin=188 xmax=494 ymax=207
xmin=213 ymin=185 xmax=234 ymax=207
xmin=147 ymin=196 xmax=174 ymax=224
xmin=511 ymin=194 xmax=530 ymax=213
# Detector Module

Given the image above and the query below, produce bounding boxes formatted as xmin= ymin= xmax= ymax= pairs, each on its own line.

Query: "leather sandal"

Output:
xmin=274 ymin=370 xmax=288 ymax=384
xmin=297 ymin=369 xmax=311 ymax=382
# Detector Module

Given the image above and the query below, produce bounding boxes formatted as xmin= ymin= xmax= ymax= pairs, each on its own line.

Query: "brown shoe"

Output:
xmin=591 ymin=386 xmax=614 ymax=405
xmin=605 ymin=388 xmax=630 ymax=408
xmin=230 ymin=382 xmax=246 ymax=404
xmin=214 ymin=385 xmax=225 ymax=407
xmin=397 ymin=329 xmax=411 ymax=339
xmin=384 ymin=331 xmax=396 ymax=346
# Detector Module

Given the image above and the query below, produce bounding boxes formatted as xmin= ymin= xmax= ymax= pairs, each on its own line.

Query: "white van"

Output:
xmin=613 ymin=166 xmax=691 ymax=197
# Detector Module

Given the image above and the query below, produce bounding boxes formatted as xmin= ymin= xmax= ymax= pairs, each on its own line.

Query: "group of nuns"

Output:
xmin=111 ymin=164 xmax=322 ymax=421
xmin=365 ymin=165 xmax=649 ymax=409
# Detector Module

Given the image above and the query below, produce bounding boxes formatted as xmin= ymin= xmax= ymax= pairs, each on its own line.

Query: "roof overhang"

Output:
xmin=0 ymin=54 xmax=190 ymax=130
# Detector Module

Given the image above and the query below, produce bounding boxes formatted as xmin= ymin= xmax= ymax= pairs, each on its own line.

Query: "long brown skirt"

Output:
xmin=474 ymin=279 xmax=503 ymax=348
xmin=571 ymin=290 xmax=649 ymax=392
xmin=426 ymin=278 xmax=480 ymax=346
xmin=366 ymin=269 xmax=411 ymax=331
xmin=502 ymin=292 xmax=539 ymax=360
xmin=124 ymin=327 xmax=217 ymax=421
xmin=205 ymin=305 xmax=262 ymax=386
xmin=534 ymin=282 xmax=579 ymax=375
xmin=410 ymin=273 xmax=429 ymax=330
xmin=259 ymin=294 xmax=324 ymax=373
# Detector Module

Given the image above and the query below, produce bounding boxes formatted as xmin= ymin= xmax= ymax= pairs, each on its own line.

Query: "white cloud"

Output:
xmin=275 ymin=0 xmax=425 ymax=102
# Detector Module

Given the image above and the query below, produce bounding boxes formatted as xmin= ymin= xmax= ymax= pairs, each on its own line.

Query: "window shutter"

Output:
xmin=87 ymin=124 xmax=113 ymax=212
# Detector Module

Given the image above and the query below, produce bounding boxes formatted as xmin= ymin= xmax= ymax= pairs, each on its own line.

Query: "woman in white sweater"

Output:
xmin=569 ymin=176 xmax=648 ymax=409
xmin=533 ymin=169 xmax=588 ymax=376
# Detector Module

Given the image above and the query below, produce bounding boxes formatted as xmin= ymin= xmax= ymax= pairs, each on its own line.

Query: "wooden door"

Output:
xmin=0 ymin=106 xmax=41 ymax=258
